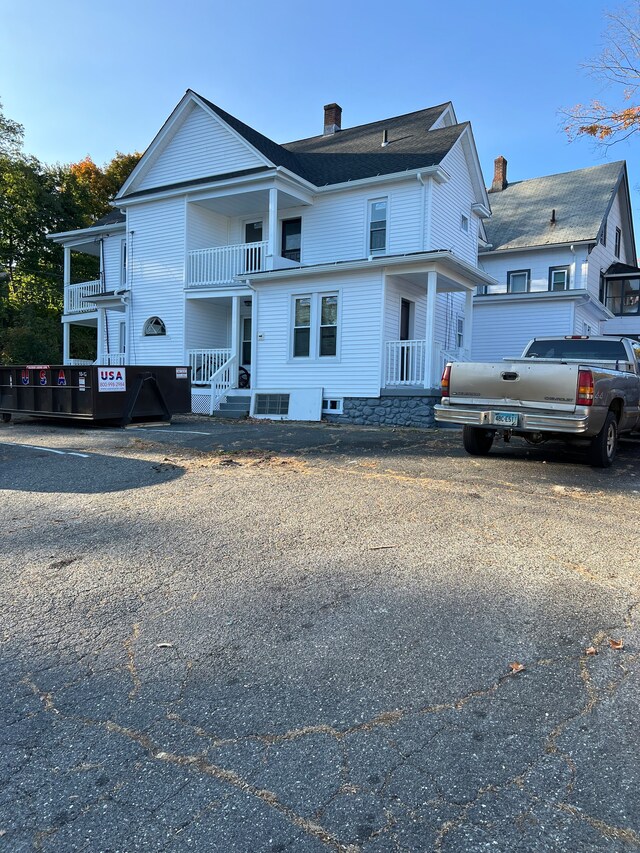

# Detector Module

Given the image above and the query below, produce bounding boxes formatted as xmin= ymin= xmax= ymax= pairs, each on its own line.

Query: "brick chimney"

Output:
xmin=489 ymin=155 xmax=508 ymax=192
xmin=323 ymin=103 xmax=342 ymax=135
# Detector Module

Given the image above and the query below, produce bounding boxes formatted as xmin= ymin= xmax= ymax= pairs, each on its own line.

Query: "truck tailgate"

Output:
xmin=449 ymin=361 xmax=579 ymax=412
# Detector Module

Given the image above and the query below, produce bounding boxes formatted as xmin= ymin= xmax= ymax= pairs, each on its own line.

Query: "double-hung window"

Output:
xmin=282 ymin=218 xmax=302 ymax=262
xmin=292 ymin=292 xmax=339 ymax=359
xmin=369 ymin=199 xmax=387 ymax=255
xmin=507 ymin=269 xmax=530 ymax=293
xmin=549 ymin=266 xmax=570 ymax=291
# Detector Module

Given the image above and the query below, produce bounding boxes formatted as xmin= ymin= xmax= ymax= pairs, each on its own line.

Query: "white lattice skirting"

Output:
xmin=191 ymin=389 xmax=212 ymax=415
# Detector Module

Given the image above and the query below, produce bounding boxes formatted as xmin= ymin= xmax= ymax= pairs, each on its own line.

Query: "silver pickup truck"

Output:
xmin=434 ymin=336 xmax=640 ymax=467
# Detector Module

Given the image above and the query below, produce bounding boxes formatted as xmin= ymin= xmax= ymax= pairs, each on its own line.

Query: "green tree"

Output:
xmin=0 ymin=97 xmax=141 ymax=363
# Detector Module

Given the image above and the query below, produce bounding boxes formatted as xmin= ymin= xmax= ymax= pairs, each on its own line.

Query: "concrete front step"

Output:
xmin=213 ymin=395 xmax=251 ymax=419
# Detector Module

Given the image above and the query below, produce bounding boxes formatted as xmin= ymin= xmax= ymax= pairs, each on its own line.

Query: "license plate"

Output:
xmin=494 ymin=411 xmax=519 ymax=427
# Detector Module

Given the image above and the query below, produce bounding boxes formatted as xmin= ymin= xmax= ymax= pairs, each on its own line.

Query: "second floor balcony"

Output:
xmin=187 ymin=241 xmax=269 ymax=287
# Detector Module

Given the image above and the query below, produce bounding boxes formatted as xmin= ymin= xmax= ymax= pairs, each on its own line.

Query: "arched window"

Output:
xmin=143 ymin=317 xmax=166 ymax=336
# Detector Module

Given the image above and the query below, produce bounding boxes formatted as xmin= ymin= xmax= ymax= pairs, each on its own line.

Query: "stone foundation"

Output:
xmin=325 ymin=391 xmax=440 ymax=428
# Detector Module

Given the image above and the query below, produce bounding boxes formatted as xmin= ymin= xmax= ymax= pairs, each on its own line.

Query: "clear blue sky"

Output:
xmin=2 ymin=0 xmax=636 ymax=240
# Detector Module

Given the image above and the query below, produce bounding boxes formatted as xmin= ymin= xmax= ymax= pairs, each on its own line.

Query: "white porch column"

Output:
xmin=424 ymin=270 xmax=437 ymax=389
xmin=63 ymin=245 xmax=71 ymax=313
xmin=266 ymin=187 xmax=278 ymax=271
xmin=97 ymin=308 xmax=105 ymax=364
xmin=231 ymin=295 xmax=240 ymax=378
xmin=464 ymin=287 xmax=474 ymax=355
xmin=63 ymin=322 xmax=70 ymax=365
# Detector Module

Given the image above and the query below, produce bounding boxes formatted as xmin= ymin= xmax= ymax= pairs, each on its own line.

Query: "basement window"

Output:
xmin=254 ymin=394 xmax=290 ymax=416
xmin=322 ymin=398 xmax=343 ymax=414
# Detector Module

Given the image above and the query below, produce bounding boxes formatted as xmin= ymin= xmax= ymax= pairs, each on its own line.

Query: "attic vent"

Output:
xmin=254 ymin=393 xmax=290 ymax=416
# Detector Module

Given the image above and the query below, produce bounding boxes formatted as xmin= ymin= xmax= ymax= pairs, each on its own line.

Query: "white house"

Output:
xmin=50 ymin=90 xmax=495 ymax=425
xmin=474 ymin=157 xmax=639 ymax=361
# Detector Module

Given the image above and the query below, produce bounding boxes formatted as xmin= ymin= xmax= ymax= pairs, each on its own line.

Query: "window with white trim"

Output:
xmin=461 ymin=214 xmax=469 ymax=233
xmin=292 ymin=292 xmax=339 ymax=359
xmin=368 ymin=199 xmax=387 ymax=255
xmin=322 ymin=398 xmax=343 ymax=414
xmin=549 ymin=266 xmax=570 ymax=291
xmin=507 ymin=269 xmax=530 ymax=293
xmin=456 ymin=317 xmax=464 ymax=348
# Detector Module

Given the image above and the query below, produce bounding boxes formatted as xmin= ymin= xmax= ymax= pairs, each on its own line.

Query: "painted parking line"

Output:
xmin=0 ymin=442 xmax=90 ymax=458
xmin=135 ymin=428 xmax=212 ymax=436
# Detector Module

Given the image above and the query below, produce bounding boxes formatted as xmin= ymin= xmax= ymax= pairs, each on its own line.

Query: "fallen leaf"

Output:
xmin=609 ymin=638 xmax=624 ymax=650
xmin=585 ymin=646 xmax=598 ymax=656
xmin=508 ymin=661 xmax=525 ymax=673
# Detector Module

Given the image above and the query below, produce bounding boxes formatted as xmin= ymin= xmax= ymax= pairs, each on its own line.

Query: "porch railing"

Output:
xmin=384 ymin=340 xmax=427 ymax=386
xmin=102 ymin=352 xmax=127 ymax=366
xmin=438 ymin=345 xmax=470 ymax=376
xmin=385 ymin=340 xmax=471 ymax=388
xmin=65 ymin=358 xmax=94 ymax=366
xmin=187 ymin=241 xmax=268 ymax=287
xmin=209 ymin=354 xmax=238 ymax=414
xmin=64 ymin=280 xmax=103 ymax=314
xmin=187 ymin=348 xmax=232 ymax=385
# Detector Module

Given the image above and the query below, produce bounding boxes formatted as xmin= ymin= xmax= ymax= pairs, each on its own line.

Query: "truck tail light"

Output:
xmin=441 ymin=363 xmax=451 ymax=397
xmin=577 ymin=369 xmax=594 ymax=406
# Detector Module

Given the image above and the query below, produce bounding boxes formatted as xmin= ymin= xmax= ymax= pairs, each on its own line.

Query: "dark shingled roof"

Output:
xmin=482 ymin=161 xmax=625 ymax=252
xmin=92 ymin=209 xmax=126 ymax=227
xmin=605 ymin=261 xmax=640 ymax=276
xmin=194 ymin=93 xmax=464 ymax=187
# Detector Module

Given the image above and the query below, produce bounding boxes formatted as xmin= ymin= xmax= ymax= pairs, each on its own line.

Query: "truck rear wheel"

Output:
xmin=462 ymin=426 xmax=494 ymax=456
xmin=588 ymin=411 xmax=618 ymax=468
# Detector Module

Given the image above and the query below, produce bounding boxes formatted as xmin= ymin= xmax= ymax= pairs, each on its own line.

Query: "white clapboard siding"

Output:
xmin=431 ymin=138 xmax=478 ymax=265
xmin=434 ymin=292 xmax=465 ymax=352
xmin=479 ymin=246 xmax=582 ymax=294
xmin=102 ymin=233 xmax=125 ymax=290
xmin=472 ymin=299 xmax=574 ymax=362
xmin=185 ymin=299 xmax=231 ymax=350
xmin=128 ymin=198 xmax=186 ymax=364
xmin=137 ymin=103 xmax=265 ymax=192
xmin=253 ymin=270 xmax=384 ymax=398
xmin=574 ymin=301 xmax=604 ymax=335
xmin=187 ymin=203 xmax=230 ymax=252
xmin=586 ymin=187 xmax=632 ymax=299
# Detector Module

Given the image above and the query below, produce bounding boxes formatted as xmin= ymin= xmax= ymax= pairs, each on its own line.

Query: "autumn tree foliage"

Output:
xmin=564 ymin=4 xmax=640 ymax=144
xmin=0 ymin=99 xmax=141 ymax=362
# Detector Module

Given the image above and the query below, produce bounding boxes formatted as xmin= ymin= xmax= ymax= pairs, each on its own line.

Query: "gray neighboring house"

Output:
xmin=473 ymin=157 xmax=640 ymax=360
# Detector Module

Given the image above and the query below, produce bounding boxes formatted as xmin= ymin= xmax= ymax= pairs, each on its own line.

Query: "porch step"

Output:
xmin=213 ymin=395 xmax=251 ymax=419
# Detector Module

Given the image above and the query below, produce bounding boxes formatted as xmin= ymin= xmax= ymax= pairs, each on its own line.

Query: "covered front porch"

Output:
xmin=382 ymin=264 xmax=476 ymax=391
xmin=185 ymin=289 xmax=253 ymax=414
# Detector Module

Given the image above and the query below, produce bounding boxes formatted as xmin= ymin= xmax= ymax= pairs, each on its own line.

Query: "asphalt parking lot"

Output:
xmin=1 ymin=415 xmax=639 ymax=852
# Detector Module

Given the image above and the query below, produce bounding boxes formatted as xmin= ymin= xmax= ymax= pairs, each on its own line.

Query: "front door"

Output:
xmin=244 ymin=221 xmax=263 ymax=273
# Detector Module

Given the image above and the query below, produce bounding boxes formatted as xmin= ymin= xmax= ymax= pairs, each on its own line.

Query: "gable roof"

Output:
xmin=482 ymin=161 xmax=626 ymax=252
xmin=119 ymin=92 xmax=467 ymax=197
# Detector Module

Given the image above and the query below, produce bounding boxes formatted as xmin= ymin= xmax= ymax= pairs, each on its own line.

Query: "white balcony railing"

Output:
xmin=385 ymin=340 xmax=427 ymax=386
xmin=187 ymin=242 xmax=268 ymax=287
xmin=64 ymin=280 xmax=103 ymax=314
xmin=438 ymin=345 xmax=470 ymax=376
xmin=187 ymin=348 xmax=232 ymax=385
